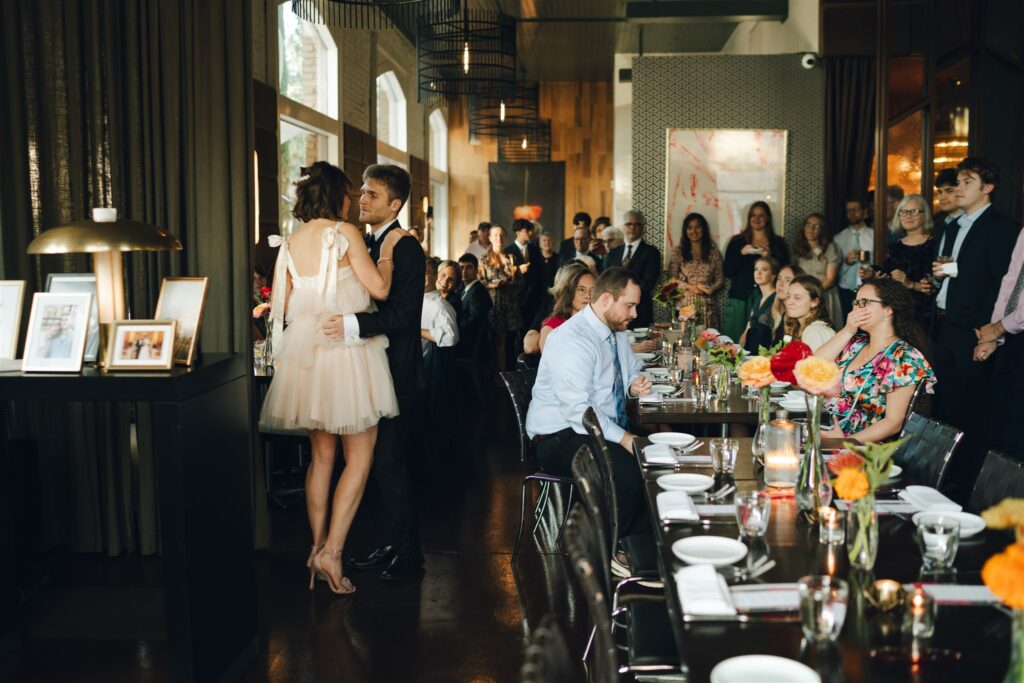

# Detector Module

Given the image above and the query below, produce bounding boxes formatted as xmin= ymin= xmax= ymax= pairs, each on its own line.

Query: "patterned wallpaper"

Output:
xmin=631 ymin=55 xmax=825 ymax=258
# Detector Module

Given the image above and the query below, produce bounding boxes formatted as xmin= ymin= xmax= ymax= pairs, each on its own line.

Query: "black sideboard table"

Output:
xmin=0 ymin=353 xmax=258 ymax=682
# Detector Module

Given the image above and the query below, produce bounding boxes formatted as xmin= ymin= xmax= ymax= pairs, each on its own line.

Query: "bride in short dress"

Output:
xmin=260 ymin=162 xmax=404 ymax=595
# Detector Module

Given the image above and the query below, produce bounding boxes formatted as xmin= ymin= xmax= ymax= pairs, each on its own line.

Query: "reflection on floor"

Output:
xmin=11 ymin=386 xmax=588 ymax=682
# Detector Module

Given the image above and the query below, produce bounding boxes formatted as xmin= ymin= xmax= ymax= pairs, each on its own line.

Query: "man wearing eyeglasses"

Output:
xmin=603 ymin=210 xmax=662 ymax=328
xmin=559 ymin=211 xmax=592 ymax=260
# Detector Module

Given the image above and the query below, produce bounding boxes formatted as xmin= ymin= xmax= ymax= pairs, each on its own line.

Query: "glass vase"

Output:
xmin=714 ymin=364 xmax=731 ymax=397
xmin=846 ymin=495 xmax=878 ymax=571
xmin=797 ymin=393 xmax=833 ymax=520
xmin=751 ymin=386 xmax=772 ymax=462
xmin=1004 ymin=609 xmax=1024 ymax=683
xmin=260 ymin=326 xmax=274 ymax=371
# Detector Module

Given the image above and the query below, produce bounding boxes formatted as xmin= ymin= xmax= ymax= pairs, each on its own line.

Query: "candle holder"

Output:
xmin=902 ymin=586 xmax=936 ymax=639
xmin=864 ymin=579 xmax=906 ymax=612
xmin=818 ymin=507 xmax=846 ymax=545
xmin=764 ymin=412 xmax=800 ymax=487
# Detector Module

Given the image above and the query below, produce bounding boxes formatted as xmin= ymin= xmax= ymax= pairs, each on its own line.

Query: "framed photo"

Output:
xmin=22 ymin=292 xmax=93 ymax=373
xmin=0 ymin=281 xmax=25 ymax=360
xmin=46 ymin=273 xmax=100 ymax=361
xmin=106 ymin=320 xmax=177 ymax=371
xmin=155 ymin=277 xmax=209 ymax=366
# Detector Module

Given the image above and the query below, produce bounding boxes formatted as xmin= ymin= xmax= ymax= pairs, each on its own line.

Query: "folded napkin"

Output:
xmin=676 ymin=455 xmax=712 ymax=465
xmin=657 ymin=491 xmax=699 ymax=522
xmin=730 ymin=584 xmax=800 ymax=612
xmin=834 ymin=499 xmax=917 ymax=514
xmin=899 ymin=486 xmax=962 ymax=512
xmin=907 ymin=584 xmax=999 ymax=605
xmin=694 ymin=504 xmax=735 ymax=517
xmin=642 ymin=444 xmax=676 ymax=465
xmin=675 ymin=564 xmax=736 ymax=616
xmin=639 ymin=394 xmax=665 ymax=404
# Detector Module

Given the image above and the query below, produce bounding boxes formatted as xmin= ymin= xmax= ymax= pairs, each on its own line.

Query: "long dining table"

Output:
xmin=631 ymin=436 xmax=1014 ymax=682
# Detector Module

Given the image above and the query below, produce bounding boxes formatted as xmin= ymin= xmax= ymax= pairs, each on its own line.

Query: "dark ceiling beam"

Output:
xmin=625 ymin=0 xmax=787 ymax=23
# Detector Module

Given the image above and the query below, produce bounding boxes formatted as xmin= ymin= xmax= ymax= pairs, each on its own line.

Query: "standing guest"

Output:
xmin=933 ymin=169 xmax=962 ymax=227
xmin=481 ymin=224 xmax=524 ymax=370
xmin=793 ymin=213 xmax=843 ymax=330
xmin=930 ymin=157 xmax=1018 ymax=499
xmin=465 ymin=221 xmax=492 ymax=260
xmin=833 ymin=197 xmax=874 ymax=318
xmin=523 ymin=262 xmax=595 ymax=355
xmin=456 ymin=253 xmax=492 ymax=358
xmin=435 ymin=258 xmax=462 ymax=321
xmin=505 ymin=218 xmax=544 ymax=331
xmin=781 ymin=275 xmax=836 ymax=351
xmin=771 ymin=264 xmax=805 ymax=342
xmin=537 ymin=232 xmax=561 ymax=291
xmin=419 ymin=257 xmax=459 ymax=467
xmin=739 ymin=256 xmax=779 ymax=354
xmin=560 ymin=211 xmax=592 ymax=259
xmin=603 ymin=210 xmax=661 ymax=328
xmin=723 ymin=201 xmax=790 ymax=340
xmin=885 ymin=185 xmax=906 ymax=243
xmin=317 ymin=163 xmax=425 ymax=583
xmin=561 ymin=226 xmax=598 ymax=272
xmin=973 ymin=222 xmax=1024 ymax=458
xmin=421 ymin=257 xmax=459 ymax=355
xmin=601 ymin=225 xmax=625 ymax=253
xmin=667 ymin=212 xmax=724 ymax=328
xmin=817 ymin=279 xmax=935 ymax=442
xmin=590 ymin=216 xmax=612 ymax=261
xmin=880 ymin=195 xmax=936 ymax=328
xmin=526 ymin=267 xmax=652 ymax=537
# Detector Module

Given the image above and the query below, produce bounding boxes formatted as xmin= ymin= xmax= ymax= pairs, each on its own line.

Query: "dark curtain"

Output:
xmin=825 ymin=57 xmax=877 ymax=233
xmin=0 ymin=0 xmax=269 ymax=554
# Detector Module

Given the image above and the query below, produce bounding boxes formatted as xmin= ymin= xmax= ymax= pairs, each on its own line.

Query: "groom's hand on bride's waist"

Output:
xmin=321 ymin=315 xmax=345 ymax=339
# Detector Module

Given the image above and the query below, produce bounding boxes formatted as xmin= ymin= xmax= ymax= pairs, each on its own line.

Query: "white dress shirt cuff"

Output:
xmin=343 ymin=313 xmax=360 ymax=340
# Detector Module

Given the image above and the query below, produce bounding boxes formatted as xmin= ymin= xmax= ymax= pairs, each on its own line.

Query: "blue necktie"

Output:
xmin=608 ymin=333 xmax=628 ymax=429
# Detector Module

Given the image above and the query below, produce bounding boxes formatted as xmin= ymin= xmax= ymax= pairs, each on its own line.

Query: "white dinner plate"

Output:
xmin=711 ymin=655 xmax=821 ymax=683
xmin=634 ymin=327 xmax=649 ymax=334
xmin=657 ymin=472 xmax=714 ymax=493
xmin=650 ymin=384 xmax=676 ymax=395
xmin=770 ymin=381 xmax=790 ymax=390
xmin=784 ymin=390 xmax=806 ymax=401
xmin=886 ymin=464 xmax=903 ymax=480
xmin=671 ymin=536 xmax=748 ymax=566
xmin=649 ymin=432 xmax=697 ymax=448
xmin=635 ymin=352 xmax=656 ymax=361
xmin=778 ymin=400 xmax=807 ymax=413
xmin=911 ymin=510 xmax=986 ymax=538
xmin=645 ymin=366 xmax=669 ymax=376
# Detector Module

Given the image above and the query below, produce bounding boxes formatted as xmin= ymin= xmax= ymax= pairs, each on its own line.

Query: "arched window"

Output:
xmin=428 ymin=109 xmax=448 ymax=172
xmin=278 ymin=4 xmax=338 ymax=118
xmin=376 ymin=71 xmax=407 ymax=152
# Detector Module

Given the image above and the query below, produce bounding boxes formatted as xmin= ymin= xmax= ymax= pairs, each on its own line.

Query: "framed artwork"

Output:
xmin=106 ymin=320 xmax=177 ymax=371
xmin=0 ymin=281 xmax=25 ymax=360
xmin=22 ymin=292 xmax=93 ymax=373
xmin=155 ymin=277 xmax=209 ymax=366
xmin=664 ymin=129 xmax=788 ymax=265
xmin=46 ymin=273 xmax=101 ymax=361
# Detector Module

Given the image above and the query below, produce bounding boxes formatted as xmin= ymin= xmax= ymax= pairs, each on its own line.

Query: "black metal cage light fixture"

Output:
xmin=498 ymin=119 xmax=551 ymax=163
xmin=291 ymin=0 xmax=460 ymax=30
xmin=417 ymin=9 xmax=516 ymax=102
xmin=469 ymin=81 xmax=540 ymax=141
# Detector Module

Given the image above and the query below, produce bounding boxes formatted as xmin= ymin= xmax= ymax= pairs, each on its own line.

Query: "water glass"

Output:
xmin=818 ymin=507 xmax=846 ymax=545
xmin=792 ymin=418 xmax=809 ymax=452
xmin=710 ymin=438 xmax=739 ymax=474
xmin=916 ymin=520 xmax=960 ymax=571
xmin=735 ymin=491 xmax=772 ymax=537
xmin=678 ymin=346 xmax=694 ymax=374
xmin=798 ymin=575 xmax=848 ymax=642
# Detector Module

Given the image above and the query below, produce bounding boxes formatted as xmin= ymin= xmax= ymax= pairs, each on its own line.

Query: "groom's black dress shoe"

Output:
xmin=379 ymin=555 xmax=424 ymax=582
xmin=347 ymin=545 xmax=394 ymax=571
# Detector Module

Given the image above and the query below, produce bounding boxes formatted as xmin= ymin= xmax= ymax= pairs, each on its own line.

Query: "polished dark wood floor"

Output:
xmin=10 ymin=385 xmax=588 ymax=682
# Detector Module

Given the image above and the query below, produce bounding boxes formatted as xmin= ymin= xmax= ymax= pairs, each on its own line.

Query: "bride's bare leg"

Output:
xmin=318 ymin=426 xmax=377 ymax=588
xmin=306 ymin=430 xmax=339 ymax=547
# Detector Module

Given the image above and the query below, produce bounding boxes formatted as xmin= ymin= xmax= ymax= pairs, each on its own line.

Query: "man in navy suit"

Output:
xmin=930 ymin=157 xmax=1019 ymax=500
xmin=602 ymin=210 xmax=662 ymax=328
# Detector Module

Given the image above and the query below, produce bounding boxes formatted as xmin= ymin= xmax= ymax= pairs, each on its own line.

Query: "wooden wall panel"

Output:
xmin=447 ymin=99 xmax=496 ymax=254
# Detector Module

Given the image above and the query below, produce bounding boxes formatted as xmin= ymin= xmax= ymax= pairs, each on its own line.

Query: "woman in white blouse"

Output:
xmin=781 ymin=274 xmax=836 ymax=351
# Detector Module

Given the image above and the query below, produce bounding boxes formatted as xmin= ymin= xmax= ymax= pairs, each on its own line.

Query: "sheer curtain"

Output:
xmin=825 ymin=57 xmax=877 ymax=233
xmin=0 ymin=0 xmax=269 ymax=554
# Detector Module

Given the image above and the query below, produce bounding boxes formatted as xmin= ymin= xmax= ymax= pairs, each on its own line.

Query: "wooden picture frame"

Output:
xmin=22 ymin=292 xmax=92 ymax=373
xmin=106 ymin=319 xmax=177 ymax=371
xmin=0 ymin=280 xmax=25 ymax=360
xmin=46 ymin=273 xmax=101 ymax=361
xmin=154 ymin=277 xmax=209 ymax=366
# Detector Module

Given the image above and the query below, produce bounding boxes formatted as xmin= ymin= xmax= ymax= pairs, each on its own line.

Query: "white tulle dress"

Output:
xmin=259 ymin=224 xmax=398 ymax=435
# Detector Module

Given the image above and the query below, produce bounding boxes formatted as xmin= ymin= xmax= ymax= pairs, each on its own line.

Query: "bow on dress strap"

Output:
xmin=318 ymin=224 xmax=349 ymax=304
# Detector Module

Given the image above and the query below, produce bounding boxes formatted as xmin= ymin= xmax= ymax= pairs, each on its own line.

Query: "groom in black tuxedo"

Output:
xmin=323 ymin=164 xmax=426 ymax=581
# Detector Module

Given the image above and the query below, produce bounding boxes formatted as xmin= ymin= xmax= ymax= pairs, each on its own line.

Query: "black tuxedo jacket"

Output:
xmin=942 ymin=207 xmax=1019 ymax=329
xmin=604 ymin=239 xmax=662 ymax=327
xmin=558 ymin=237 xmax=575 ymax=259
xmin=504 ymin=241 xmax=545 ymax=303
xmin=355 ymin=223 xmax=426 ymax=404
xmin=457 ymin=280 xmax=493 ymax=355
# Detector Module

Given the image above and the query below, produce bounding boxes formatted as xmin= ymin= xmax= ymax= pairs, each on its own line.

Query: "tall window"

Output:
xmin=376 ymin=71 xmax=407 ymax=152
xmin=428 ymin=110 xmax=449 ymax=257
xmin=428 ymin=109 xmax=448 ymax=172
xmin=277 ymin=3 xmax=339 ymax=236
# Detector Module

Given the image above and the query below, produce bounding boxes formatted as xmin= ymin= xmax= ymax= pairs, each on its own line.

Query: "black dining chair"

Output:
xmin=968 ymin=451 xmax=1024 ymax=513
xmin=893 ymin=412 xmax=963 ymax=491
xmin=519 ymin=614 xmax=578 ymax=683
xmin=901 ymin=381 xmax=929 ymax=431
xmin=515 ymin=351 xmax=540 ymax=371
xmin=563 ymin=504 xmax=682 ymax=681
xmin=499 ymin=369 xmax=575 ymax=563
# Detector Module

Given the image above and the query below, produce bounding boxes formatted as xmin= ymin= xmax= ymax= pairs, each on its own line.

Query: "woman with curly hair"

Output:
xmin=815 ymin=277 xmax=935 ymax=441
xmin=667 ymin=212 xmax=724 ymax=328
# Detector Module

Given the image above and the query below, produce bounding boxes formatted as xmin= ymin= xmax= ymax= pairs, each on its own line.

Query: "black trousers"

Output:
xmin=534 ymin=428 xmax=650 ymax=537
xmin=989 ymin=332 xmax=1024 ymax=459
xmin=370 ymin=386 xmax=422 ymax=563
xmin=932 ymin=318 xmax=995 ymax=501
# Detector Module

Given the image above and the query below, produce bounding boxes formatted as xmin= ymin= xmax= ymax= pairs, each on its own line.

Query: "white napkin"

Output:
xmin=899 ymin=486 xmax=962 ymax=512
xmin=657 ymin=491 xmax=699 ymax=522
xmin=675 ymin=564 xmax=736 ymax=616
xmin=908 ymin=584 xmax=999 ymax=605
xmin=643 ymin=444 xmax=675 ymax=465
xmin=730 ymin=584 xmax=801 ymax=612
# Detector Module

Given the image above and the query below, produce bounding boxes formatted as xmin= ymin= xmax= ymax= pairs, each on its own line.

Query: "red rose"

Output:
xmin=260 ymin=286 xmax=272 ymax=299
xmin=770 ymin=340 xmax=812 ymax=384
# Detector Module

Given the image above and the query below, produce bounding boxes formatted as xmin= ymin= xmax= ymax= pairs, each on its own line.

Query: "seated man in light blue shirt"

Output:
xmin=525 ymin=267 xmax=653 ymax=536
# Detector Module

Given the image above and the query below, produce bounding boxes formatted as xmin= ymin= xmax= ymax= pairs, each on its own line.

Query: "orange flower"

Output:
xmin=982 ymin=543 xmax=1024 ymax=609
xmin=678 ymin=304 xmax=697 ymax=322
xmin=793 ymin=356 xmax=842 ymax=398
xmin=827 ymin=450 xmax=864 ymax=475
xmin=738 ymin=356 xmax=774 ymax=389
xmin=252 ymin=302 xmax=271 ymax=319
xmin=833 ymin=467 xmax=869 ymax=501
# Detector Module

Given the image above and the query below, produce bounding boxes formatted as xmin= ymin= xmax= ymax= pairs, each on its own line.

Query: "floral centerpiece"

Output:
xmin=655 ymin=279 xmax=683 ymax=318
xmin=829 ymin=440 xmax=901 ymax=571
xmin=792 ymin=355 xmax=842 ymax=520
xmin=252 ymin=286 xmax=273 ymax=368
xmin=737 ymin=354 xmax=776 ymax=460
xmin=981 ymin=498 xmax=1024 ymax=682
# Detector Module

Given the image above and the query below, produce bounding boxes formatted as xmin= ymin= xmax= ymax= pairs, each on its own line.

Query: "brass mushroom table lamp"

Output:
xmin=27 ymin=208 xmax=182 ymax=366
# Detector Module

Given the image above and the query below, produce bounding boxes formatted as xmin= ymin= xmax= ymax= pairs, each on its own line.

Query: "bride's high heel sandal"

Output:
xmin=312 ymin=548 xmax=356 ymax=595
xmin=307 ymin=544 xmax=326 ymax=590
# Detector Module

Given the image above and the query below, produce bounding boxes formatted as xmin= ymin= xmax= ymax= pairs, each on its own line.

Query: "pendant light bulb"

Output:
xmin=500 ymin=101 xmax=506 ymax=122
xmin=463 ymin=42 xmax=470 ymax=74
xmin=521 ymin=136 xmax=528 ymax=150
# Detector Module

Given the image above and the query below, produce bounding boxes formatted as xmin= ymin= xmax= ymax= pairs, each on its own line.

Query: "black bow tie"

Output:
xmin=365 ymin=232 xmax=376 ymax=247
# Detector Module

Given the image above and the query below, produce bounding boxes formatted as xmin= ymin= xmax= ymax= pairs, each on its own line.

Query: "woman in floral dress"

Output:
xmin=814 ymin=278 xmax=935 ymax=441
xmin=668 ymin=212 xmax=724 ymax=328
xmin=480 ymin=224 xmax=524 ymax=369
